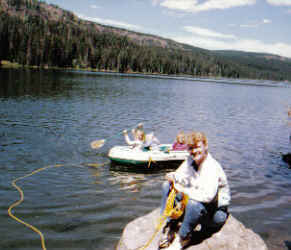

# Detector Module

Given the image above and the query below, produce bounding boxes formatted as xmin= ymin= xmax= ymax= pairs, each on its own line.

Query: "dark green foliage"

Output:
xmin=213 ymin=50 xmax=291 ymax=81
xmin=0 ymin=0 xmax=290 ymax=81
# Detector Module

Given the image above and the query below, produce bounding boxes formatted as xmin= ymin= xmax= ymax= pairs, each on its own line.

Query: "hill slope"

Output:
xmin=213 ymin=50 xmax=291 ymax=80
xmin=1 ymin=0 xmax=291 ymax=81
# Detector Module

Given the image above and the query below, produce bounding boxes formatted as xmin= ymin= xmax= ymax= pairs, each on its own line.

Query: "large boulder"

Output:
xmin=117 ymin=208 xmax=268 ymax=250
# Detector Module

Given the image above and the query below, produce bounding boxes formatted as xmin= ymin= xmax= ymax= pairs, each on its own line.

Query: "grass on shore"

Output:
xmin=1 ymin=60 xmax=22 ymax=68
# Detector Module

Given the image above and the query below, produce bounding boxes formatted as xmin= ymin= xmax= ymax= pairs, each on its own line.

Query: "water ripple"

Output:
xmin=1 ymin=70 xmax=291 ymax=250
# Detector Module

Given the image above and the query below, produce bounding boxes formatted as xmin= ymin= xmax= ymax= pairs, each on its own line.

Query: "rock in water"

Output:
xmin=117 ymin=208 xmax=268 ymax=250
xmin=282 ymin=153 xmax=291 ymax=166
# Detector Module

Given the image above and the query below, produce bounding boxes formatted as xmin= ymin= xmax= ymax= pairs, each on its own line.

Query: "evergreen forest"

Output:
xmin=1 ymin=0 xmax=291 ymax=81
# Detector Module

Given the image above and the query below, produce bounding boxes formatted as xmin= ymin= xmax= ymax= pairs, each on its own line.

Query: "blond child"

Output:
xmin=172 ymin=131 xmax=188 ymax=151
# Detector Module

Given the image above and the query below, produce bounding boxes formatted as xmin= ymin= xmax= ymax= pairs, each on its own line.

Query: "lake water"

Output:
xmin=0 ymin=68 xmax=290 ymax=250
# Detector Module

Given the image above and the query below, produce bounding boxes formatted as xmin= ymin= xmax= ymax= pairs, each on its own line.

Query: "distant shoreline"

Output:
xmin=1 ymin=60 xmax=289 ymax=87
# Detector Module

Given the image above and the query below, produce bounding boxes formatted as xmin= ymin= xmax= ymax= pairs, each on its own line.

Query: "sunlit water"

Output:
xmin=0 ymin=69 xmax=290 ymax=250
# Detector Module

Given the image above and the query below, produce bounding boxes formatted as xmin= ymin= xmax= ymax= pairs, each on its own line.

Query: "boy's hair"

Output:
xmin=186 ymin=132 xmax=208 ymax=147
xmin=176 ymin=131 xmax=186 ymax=143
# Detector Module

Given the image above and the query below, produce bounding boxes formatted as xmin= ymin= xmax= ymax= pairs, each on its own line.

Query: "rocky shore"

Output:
xmin=117 ymin=208 xmax=268 ymax=250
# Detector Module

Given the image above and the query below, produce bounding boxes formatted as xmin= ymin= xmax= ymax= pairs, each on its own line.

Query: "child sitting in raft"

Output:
xmin=123 ymin=123 xmax=160 ymax=150
xmin=172 ymin=131 xmax=188 ymax=151
xmin=131 ymin=123 xmax=144 ymax=140
xmin=132 ymin=123 xmax=160 ymax=150
xmin=123 ymin=128 xmax=146 ymax=150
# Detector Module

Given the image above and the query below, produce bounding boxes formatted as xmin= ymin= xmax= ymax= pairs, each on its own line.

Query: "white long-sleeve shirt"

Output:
xmin=168 ymin=153 xmax=230 ymax=207
xmin=124 ymin=133 xmax=144 ymax=150
xmin=144 ymin=132 xmax=160 ymax=149
xmin=124 ymin=132 xmax=160 ymax=150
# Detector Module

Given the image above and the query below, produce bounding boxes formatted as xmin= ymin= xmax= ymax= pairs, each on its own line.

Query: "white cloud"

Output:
xmin=184 ymin=26 xmax=236 ymax=39
xmin=240 ymin=19 xmax=271 ymax=28
xmin=171 ymin=31 xmax=291 ymax=58
xmin=263 ymin=19 xmax=271 ymax=23
xmin=160 ymin=0 xmax=256 ymax=12
xmin=162 ymin=10 xmax=187 ymax=17
xmin=240 ymin=23 xmax=259 ymax=28
xmin=266 ymin=0 xmax=291 ymax=6
xmin=90 ymin=5 xmax=100 ymax=9
xmin=77 ymin=14 xmax=142 ymax=31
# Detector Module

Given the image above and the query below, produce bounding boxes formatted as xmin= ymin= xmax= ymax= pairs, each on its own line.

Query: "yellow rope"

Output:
xmin=8 ymin=164 xmax=65 ymax=250
xmin=139 ymin=214 xmax=167 ymax=250
xmin=148 ymin=156 xmax=156 ymax=168
xmin=165 ymin=188 xmax=189 ymax=220
xmin=148 ymin=157 xmax=152 ymax=168
xmin=139 ymin=187 xmax=188 ymax=249
xmin=8 ymin=162 xmax=184 ymax=250
xmin=7 ymin=162 xmax=103 ymax=250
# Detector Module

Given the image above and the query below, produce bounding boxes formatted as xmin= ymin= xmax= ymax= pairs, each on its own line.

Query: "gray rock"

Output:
xmin=117 ymin=208 xmax=268 ymax=250
xmin=282 ymin=153 xmax=291 ymax=166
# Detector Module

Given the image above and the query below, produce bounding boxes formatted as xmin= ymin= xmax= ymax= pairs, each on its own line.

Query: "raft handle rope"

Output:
xmin=147 ymin=156 xmax=156 ymax=168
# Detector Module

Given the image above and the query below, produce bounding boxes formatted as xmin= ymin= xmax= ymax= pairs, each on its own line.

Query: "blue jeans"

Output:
xmin=160 ymin=181 xmax=228 ymax=239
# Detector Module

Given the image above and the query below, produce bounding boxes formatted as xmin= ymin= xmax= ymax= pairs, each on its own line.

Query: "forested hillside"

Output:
xmin=213 ymin=50 xmax=291 ymax=81
xmin=1 ymin=0 xmax=291 ymax=81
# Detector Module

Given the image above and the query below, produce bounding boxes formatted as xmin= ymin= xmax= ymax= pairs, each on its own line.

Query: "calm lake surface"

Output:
xmin=0 ymin=68 xmax=291 ymax=250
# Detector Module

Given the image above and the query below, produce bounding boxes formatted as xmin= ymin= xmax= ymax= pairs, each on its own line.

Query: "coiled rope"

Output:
xmin=139 ymin=187 xmax=188 ymax=249
xmin=8 ymin=162 xmax=107 ymax=250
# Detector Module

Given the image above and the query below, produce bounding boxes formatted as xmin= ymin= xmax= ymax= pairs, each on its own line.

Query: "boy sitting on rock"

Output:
xmin=159 ymin=132 xmax=231 ymax=249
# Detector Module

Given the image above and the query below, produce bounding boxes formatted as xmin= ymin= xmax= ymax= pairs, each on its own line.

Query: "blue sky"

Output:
xmin=45 ymin=0 xmax=291 ymax=58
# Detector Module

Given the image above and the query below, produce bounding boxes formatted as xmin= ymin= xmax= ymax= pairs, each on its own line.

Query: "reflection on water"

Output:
xmin=108 ymin=172 xmax=146 ymax=193
xmin=0 ymin=69 xmax=74 ymax=98
xmin=0 ymin=68 xmax=291 ymax=250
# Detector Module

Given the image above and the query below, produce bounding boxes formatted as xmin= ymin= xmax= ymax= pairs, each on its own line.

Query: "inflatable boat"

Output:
xmin=108 ymin=144 xmax=188 ymax=167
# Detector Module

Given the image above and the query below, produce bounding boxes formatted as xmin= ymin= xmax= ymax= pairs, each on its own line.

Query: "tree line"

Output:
xmin=0 ymin=0 xmax=290 ymax=81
